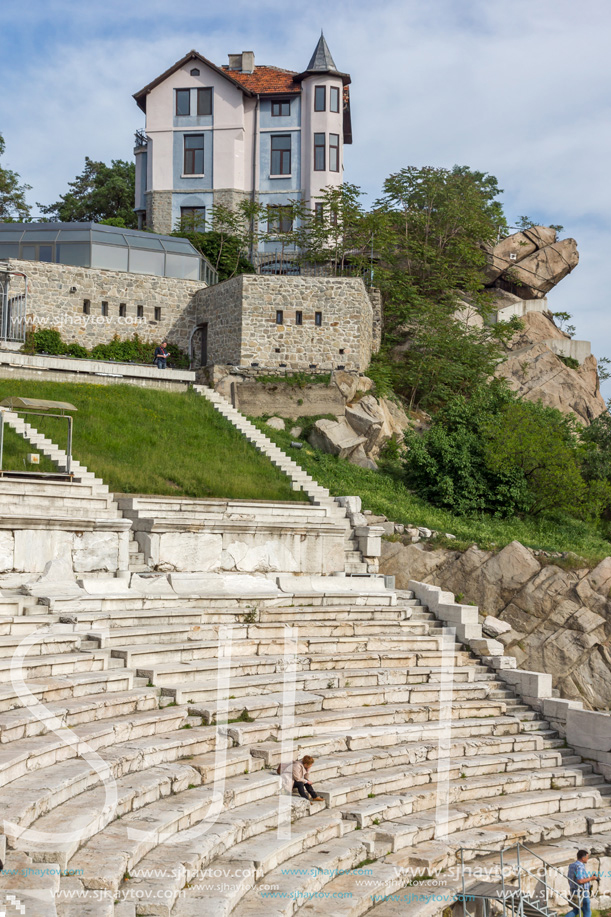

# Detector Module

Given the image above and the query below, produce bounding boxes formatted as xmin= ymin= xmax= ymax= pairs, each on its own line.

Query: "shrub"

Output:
xmin=403 ymin=383 xmax=530 ymax=517
xmin=65 ymin=342 xmax=89 ymax=358
xmin=32 ymin=328 xmax=67 ymax=355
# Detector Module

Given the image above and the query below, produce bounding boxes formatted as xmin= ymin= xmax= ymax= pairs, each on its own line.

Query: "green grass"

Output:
xmin=259 ymin=423 xmax=611 ymax=565
xmin=0 ymin=379 xmax=306 ymax=502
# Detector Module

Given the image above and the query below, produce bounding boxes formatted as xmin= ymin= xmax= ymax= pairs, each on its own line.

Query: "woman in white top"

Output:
xmin=280 ymin=755 xmax=324 ymax=802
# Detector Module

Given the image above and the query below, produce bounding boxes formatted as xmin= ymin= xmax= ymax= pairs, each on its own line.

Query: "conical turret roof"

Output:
xmin=305 ymin=32 xmax=337 ymax=72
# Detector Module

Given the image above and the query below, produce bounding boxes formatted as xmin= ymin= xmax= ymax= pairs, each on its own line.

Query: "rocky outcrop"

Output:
xmin=495 ymin=309 xmax=607 ymax=425
xmin=484 ymin=226 xmax=579 ymax=299
xmin=381 ymin=537 xmax=611 ymax=709
xmin=309 ymin=393 xmax=411 ymax=468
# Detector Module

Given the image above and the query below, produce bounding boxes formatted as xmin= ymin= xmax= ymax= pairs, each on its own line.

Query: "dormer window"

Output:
xmin=190 ymin=68 xmax=200 ymax=76
xmin=272 ymin=100 xmax=291 ymax=117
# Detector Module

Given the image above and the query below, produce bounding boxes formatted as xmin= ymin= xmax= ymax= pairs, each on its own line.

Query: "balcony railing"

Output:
xmin=134 ymin=130 xmax=148 ymax=148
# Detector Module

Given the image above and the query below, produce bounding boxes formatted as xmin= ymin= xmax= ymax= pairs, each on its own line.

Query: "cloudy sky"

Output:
xmin=1 ymin=0 xmax=609 ymax=395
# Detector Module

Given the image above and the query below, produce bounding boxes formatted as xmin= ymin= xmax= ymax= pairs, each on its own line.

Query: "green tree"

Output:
xmin=294 ymin=182 xmax=375 ymax=276
xmin=402 ymin=383 xmax=530 ymax=516
xmin=0 ymin=133 xmax=31 ymax=221
xmin=173 ymin=200 xmax=260 ymax=281
xmin=372 ymin=165 xmax=518 ymax=409
xmin=37 ymin=157 xmax=136 ymax=227
xmin=483 ymin=400 xmax=586 ymax=516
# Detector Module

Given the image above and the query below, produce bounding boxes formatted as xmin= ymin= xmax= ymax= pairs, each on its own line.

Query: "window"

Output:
xmin=329 ymin=133 xmax=340 ymax=172
xmin=83 ymin=300 xmax=90 ymax=315
xmin=154 ymin=307 xmax=162 ymax=321
xmin=295 ymin=311 xmax=303 ymax=325
xmin=119 ymin=303 xmax=126 ymax=317
xmin=267 ymin=206 xmax=293 ymax=234
xmin=271 ymin=99 xmax=291 ymax=117
xmin=180 ymin=206 xmax=206 ymax=230
xmin=137 ymin=305 xmax=144 ymax=318
xmin=190 ymin=68 xmax=200 ymax=76
xmin=276 ymin=310 xmax=284 ymax=324
xmin=315 ymin=311 xmax=322 ymax=326
xmin=184 ymin=135 xmax=205 ymax=174
xmin=314 ymin=86 xmax=326 ymax=111
xmin=197 ymin=88 xmax=212 ymax=116
xmin=101 ymin=301 xmax=108 ymax=317
xmin=330 ymin=86 xmax=340 ymax=113
xmin=314 ymin=202 xmax=324 ymax=222
xmin=39 ymin=245 xmax=53 ymax=262
xmin=270 ymin=135 xmax=291 ymax=175
xmin=314 ymin=133 xmax=325 ymax=171
xmin=176 ymin=89 xmax=190 ymax=116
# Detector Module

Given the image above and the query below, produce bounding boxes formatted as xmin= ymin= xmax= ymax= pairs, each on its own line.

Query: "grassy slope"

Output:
xmin=0 ymin=380 xmax=305 ymax=503
xmin=260 ymin=423 xmax=611 ymax=565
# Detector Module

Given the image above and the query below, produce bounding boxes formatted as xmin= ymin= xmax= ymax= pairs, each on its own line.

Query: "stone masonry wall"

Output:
xmin=146 ymin=190 xmax=174 ymax=235
xmin=368 ymin=287 xmax=382 ymax=353
xmin=193 ymin=275 xmax=374 ymax=372
xmin=192 ymin=275 xmax=245 ymax=367
xmin=5 ymin=259 xmax=204 ymax=352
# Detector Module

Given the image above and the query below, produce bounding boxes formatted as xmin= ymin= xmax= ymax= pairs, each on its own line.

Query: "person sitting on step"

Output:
xmin=278 ymin=755 xmax=324 ymax=802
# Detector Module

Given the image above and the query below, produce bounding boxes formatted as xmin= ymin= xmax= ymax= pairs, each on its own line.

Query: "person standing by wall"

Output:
xmin=154 ymin=341 xmax=168 ymax=369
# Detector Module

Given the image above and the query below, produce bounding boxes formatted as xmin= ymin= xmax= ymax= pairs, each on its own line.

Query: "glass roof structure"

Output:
xmin=0 ymin=223 xmax=217 ymax=284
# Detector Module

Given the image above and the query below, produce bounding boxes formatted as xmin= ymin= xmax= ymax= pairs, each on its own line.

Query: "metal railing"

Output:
xmin=250 ymin=250 xmax=374 ymax=284
xmin=457 ymin=843 xmax=582 ymax=916
xmin=0 ymin=271 xmax=27 ymax=343
xmin=134 ymin=129 xmax=148 ymax=148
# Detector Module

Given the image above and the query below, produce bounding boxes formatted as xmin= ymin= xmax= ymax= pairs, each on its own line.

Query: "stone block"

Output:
xmin=335 ymin=496 xmax=361 ymax=514
xmin=221 ymin=539 xmax=299 ymax=574
xmin=73 ymin=531 xmax=119 ymax=573
xmin=149 ymin=532 xmax=223 ymax=573
xmin=499 ymin=669 xmax=553 ymax=699
xmin=0 ymin=531 xmax=14 ymax=572
xmin=266 ymin=416 xmax=285 ymax=431
xmin=566 ymin=708 xmax=611 ymax=755
xmin=13 ymin=530 xmax=73 ymax=574
xmin=482 ymin=615 xmax=513 ymax=637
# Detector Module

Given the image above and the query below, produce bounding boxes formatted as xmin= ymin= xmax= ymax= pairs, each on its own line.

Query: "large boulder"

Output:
xmin=506 ymin=238 xmax=579 ymax=298
xmin=484 ymin=226 xmax=558 ymax=284
xmin=484 ymin=226 xmax=578 ymax=298
xmin=344 ymin=394 xmax=411 ymax=461
xmin=496 ymin=342 xmax=607 ymax=425
xmin=308 ymin=418 xmax=366 ymax=460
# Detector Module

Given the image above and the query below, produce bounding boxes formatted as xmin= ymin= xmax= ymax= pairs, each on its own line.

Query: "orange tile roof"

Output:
xmin=222 ymin=65 xmax=300 ymax=95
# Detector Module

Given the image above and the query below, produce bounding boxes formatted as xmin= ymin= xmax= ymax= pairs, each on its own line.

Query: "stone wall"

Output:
xmin=145 ymin=190 xmax=174 ymax=235
xmin=192 ymin=275 xmax=244 ymax=366
xmin=117 ymin=495 xmax=347 ymax=575
xmin=4 ymin=259 xmax=204 ymax=352
xmin=193 ymin=275 xmax=374 ymax=372
xmin=368 ymin=287 xmax=382 ymax=353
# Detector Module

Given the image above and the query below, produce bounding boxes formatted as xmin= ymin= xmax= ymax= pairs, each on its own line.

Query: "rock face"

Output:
xmin=484 ymin=226 xmax=579 ymax=299
xmin=309 ymin=394 xmax=411 ymax=467
xmin=380 ymin=538 xmax=611 ymax=709
xmin=495 ymin=310 xmax=607 ymax=425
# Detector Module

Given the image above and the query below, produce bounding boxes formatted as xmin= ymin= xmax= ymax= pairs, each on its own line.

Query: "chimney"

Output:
xmin=228 ymin=52 xmax=255 ymax=73
xmin=241 ymin=51 xmax=255 ymax=73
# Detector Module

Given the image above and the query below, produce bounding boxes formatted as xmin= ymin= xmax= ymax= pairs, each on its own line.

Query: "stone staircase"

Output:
xmin=0 ymin=407 xmax=149 ymax=575
xmin=0 ymin=580 xmax=610 ymax=916
xmin=193 ymin=385 xmax=369 ymax=575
